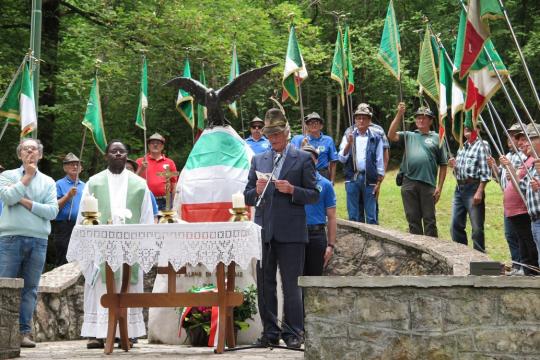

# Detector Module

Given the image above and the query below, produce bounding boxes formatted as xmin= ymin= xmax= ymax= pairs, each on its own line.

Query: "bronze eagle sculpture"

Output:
xmin=165 ymin=63 xmax=276 ymax=127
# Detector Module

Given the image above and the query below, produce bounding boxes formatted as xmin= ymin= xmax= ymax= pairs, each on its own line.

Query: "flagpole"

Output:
xmin=140 ymin=53 xmax=148 ymax=179
xmin=482 ymin=104 xmax=530 ymax=204
xmin=297 ymin=70 xmax=306 ymax=135
xmin=485 ymin=103 xmax=504 ymax=151
xmin=497 ymin=0 xmax=540 ymax=111
xmin=67 ymin=126 xmax=86 ymax=222
xmin=477 ymin=126 xmax=502 ymax=188
xmin=486 ymin=100 xmax=534 ymax=182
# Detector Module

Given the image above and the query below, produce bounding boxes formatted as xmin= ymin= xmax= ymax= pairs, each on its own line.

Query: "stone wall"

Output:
xmin=301 ymin=276 xmax=540 ymax=360
xmin=0 ymin=278 xmax=23 ymax=360
xmin=327 ymin=220 xmax=490 ymax=276
xmin=33 ymin=263 xmax=84 ymax=342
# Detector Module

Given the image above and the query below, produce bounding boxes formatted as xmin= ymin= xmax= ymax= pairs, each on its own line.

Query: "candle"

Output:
xmin=232 ymin=192 xmax=245 ymax=208
xmin=82 ymin=194 xmax=98 ymax=213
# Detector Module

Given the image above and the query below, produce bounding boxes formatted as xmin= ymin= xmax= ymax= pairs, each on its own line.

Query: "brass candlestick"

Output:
xmin=159 ymin=209 xmax=178 ymax=223
xmin=229 ymin=207 xmax=249 ymax=222
xmin=81 ymin=211 xmax=101 ymax=225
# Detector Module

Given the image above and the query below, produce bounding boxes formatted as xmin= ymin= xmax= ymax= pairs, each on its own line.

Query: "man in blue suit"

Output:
xmin=244 ymin=108 xmax=319 ymax=349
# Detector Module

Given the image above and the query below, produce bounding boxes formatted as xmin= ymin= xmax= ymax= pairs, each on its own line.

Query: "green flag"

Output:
xmin=282 ymin=24 xmax=308 ymax=103
xmin=417 ymin=26 xmax=439 ymax=103
xmin=377 ymin=0 xmax=401 ymax=80
xmin=135 ymin=57 xmax=148 ymax=130
xmin=197 ymin=65 xmax=207 ymax=132
xmin=343 ymin=25 xmax=355 ymax=95
xmin=0 ymin=59 xmax=25 ymax=125
xmin=82 ymin=76 xmax=107 ymax=154
xmin=176 ymin=58 xmax=195 ymax=128
xmin=228 ymin=42 xmax=239 ymax=117
xmin=330 ymin=27 xmax=345 ymax=105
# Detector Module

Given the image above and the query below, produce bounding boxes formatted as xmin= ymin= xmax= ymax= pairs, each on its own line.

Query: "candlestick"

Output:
xmin=232 ymin=192 xmax=245 ymax=209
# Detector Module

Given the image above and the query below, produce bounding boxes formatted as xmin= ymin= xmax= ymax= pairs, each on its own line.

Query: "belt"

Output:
xmin=54 ymin=220 xmax=76 ymax=224
xmin=456 ymin=178 xmax=480 ymax=185
xmin=531 ymin=214 xmax=540 ymax=222
xmin=155 ymin=196 xmax=167 ymax=200
xmin=308 ymin=224 xmax=326 ymax=232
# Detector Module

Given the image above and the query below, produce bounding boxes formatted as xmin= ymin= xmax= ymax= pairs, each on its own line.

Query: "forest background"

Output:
xmin=1 ymin=0 xmax=539 ymax=177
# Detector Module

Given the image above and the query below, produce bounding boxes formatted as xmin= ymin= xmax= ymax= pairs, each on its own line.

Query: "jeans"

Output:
xmin=509 ymin=214 xmax=538 ymax=275
xmin=401 ymin=177 xmax=438 ymax=237
xmin=450 ymin=183 xmax=485 ymax=252
xmin=0 ymin=235 xmax=48 ymax=334
xmin=503 ymin=216 xmax=521 ymax=267
xmin=530 ymin=220 xmax=540 ymax=268
xmin=345 ymin=174 xmax=378 ymax=224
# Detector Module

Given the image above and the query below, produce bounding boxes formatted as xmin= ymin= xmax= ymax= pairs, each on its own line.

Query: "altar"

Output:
xmin=66 ymin=221 xmax=261 ymax=354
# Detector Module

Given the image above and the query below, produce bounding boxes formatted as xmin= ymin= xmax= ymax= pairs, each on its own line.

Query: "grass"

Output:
xmin=334 ymin=168 xmax=509 ymax=263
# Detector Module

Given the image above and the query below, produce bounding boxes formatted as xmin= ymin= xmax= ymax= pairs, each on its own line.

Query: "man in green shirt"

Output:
xmin=388 ymin=103 xmax=448 ymax=237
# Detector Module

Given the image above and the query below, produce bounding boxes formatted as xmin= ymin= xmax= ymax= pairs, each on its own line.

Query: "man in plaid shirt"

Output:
xmin=448 ymin=123 xmax=491 ymax=252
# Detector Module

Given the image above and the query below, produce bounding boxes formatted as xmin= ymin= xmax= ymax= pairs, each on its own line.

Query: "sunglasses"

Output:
xmin=251 ymin=125 xmax=263 ymax=129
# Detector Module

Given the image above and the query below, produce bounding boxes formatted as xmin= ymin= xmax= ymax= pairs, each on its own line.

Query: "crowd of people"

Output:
xmin=1 ymin=100 xmax=539 ymax=350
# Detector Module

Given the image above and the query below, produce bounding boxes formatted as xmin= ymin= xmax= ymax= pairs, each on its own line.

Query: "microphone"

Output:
xmin=255 ymin=153 xmax=283 ymax=208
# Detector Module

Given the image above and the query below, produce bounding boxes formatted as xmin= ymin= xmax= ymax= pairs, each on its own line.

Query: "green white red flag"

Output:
xmin=464 ymin=39 xmax=508 ymax=124
xmin=135 ymin=56 xmax=148 ymax=130
xmin=458 ymin=0 xmax=503 ymax=79
xmin=438 ymin=46 xmax=453 ymax=146
xmin=282 ymin=24 xmax=308 ymax=103
xmin=20 ymin=61 xmax=37 ymax=137
xmin=228 ymin=42 xmax=239 ymax=117
xmin=174 ymin=126 xmax=253 ymax=222
xmin=176 ymin=58 xmax=195 ymax=128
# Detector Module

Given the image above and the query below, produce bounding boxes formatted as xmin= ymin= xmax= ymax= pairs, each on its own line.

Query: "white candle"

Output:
xmin=82 ymin=194 xmax=98 ymax=212
xmin=232 ymin=192 xmax=245 ymax=208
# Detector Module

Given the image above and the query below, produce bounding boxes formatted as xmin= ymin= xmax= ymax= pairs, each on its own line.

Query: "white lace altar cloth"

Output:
xmin=66 ymin=221 xmax=261 ymax=273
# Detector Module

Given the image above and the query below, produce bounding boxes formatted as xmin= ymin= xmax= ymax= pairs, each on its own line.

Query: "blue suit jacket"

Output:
xmin=244 ymin=145 xmax=319 ymax=244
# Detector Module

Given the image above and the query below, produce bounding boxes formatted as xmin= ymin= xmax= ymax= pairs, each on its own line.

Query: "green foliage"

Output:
xmin=1 ymin=0 xmax=539 ymax=178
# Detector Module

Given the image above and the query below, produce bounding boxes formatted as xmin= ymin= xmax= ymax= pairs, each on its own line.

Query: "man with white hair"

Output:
xmin=0 ymin=138 xmax=59 ymax=348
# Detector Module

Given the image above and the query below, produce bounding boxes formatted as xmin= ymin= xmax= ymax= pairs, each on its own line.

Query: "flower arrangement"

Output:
xmin=178 ymin=284 xmax=258 ymax=346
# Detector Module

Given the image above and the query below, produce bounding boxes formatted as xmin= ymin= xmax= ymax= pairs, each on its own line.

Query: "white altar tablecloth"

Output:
xmin=66 ymin=221 xmax=261 ymax=273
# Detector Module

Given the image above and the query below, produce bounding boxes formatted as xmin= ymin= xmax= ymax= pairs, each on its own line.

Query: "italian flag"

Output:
xmin=135 ymin=56 xmax=148 ymax=130
xmin=282 ymin=24 xmax=308 ymax=103
xmin=458 ymin=0 xmax=503 ymax=79
xmin=20 ymin=62 xmax=37 ymax=137
xmin=464 ymin=39 xmax=507 ymax=123
xmin=438 ymin=47 xmax=452 ymax=146
xmin=175 ymin=126 xmax=254 ymax=222
xmin=176 ymin=58 xmax=195 ymax=128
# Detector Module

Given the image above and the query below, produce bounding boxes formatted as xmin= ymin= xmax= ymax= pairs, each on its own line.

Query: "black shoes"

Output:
xmin=86 ymin=338 xmax=104 ymax=349
xmin=283 ymin=336 xmax=302 ymax=349
xmin=253 ymin=336 xmax=280 ymax=347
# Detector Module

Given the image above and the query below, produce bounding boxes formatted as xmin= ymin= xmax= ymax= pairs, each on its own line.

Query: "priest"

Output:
xmin=76 ymin=140 xmax=154 ymax=349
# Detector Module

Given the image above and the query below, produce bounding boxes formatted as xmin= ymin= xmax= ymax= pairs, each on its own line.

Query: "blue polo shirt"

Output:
xmin=55 ymin=176 xmax=85 ymax=221
xmin=246 ymin=136 xmax=271 ymax=154
xmin=291 ymin=132 xmax=338 ymax=170
xmin=305 ymin=172 xmax=336 ymax=225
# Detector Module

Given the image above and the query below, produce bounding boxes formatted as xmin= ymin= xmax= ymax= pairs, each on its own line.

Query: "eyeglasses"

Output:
xmin=22 ymin=146 xmax=38 ymax=152
xmin=251 ymin=125 xmax=262 ymax=129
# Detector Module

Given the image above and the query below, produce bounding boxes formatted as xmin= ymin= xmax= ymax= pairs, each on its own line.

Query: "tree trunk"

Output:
xmin=326 ymin=89 xmax=333 ymax=139
xmin=39 ymin=0 xmax=61 ymax=175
